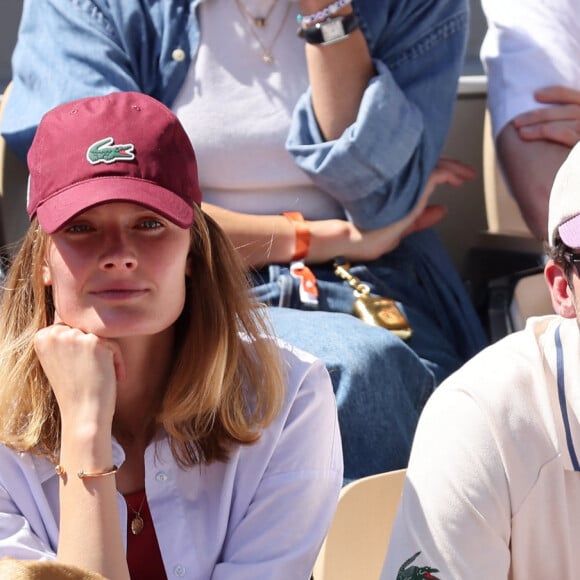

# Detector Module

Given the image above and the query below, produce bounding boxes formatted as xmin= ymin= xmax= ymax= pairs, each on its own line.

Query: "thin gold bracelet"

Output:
xmin=55 ymin=464 xmax=119 ymax=479
xmin=77 ymin=465 xmax=119 ymax=479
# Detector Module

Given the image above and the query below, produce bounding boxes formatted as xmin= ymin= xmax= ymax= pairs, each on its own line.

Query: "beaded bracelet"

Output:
xmin=297 ymin=0 xmax=352 ymax=28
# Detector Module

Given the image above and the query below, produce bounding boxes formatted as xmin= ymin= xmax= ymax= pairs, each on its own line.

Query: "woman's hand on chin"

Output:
xmin=34 ymin=317 xmax=125 ymax=428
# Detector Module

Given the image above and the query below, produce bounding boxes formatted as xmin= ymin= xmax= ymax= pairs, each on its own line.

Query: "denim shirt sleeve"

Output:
xmin=2 ymin=0 xmax=194 ymax=161
xmin=286 ymin=0 xmax=469 ymax=230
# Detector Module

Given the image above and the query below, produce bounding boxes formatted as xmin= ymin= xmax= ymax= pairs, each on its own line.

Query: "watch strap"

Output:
xmin=298 ymin=12 xmax=359 ymax=45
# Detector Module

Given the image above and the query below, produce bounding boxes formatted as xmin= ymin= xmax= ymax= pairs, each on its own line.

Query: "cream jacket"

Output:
xmin=384 ymin=315 xmax=580 ymax=579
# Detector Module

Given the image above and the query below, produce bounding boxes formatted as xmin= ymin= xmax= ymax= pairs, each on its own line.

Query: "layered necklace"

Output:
xmin=234 ymin=0 xmax=293 ymax=64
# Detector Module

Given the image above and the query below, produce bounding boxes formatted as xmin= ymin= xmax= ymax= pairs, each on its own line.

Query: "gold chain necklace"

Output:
xmin=127 ymin=493 xmax=147 ymax=535
xmin=234 ymin=0 xmax=293 ymax=64
xmin=235 ymin=0 xmax=278 ymax=27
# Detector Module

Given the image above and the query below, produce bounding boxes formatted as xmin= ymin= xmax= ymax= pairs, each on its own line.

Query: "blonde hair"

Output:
xmin=0 ymin=206 xmax=285 ymax=466
xmin=0 ymin=558 xmax=106 ymax=579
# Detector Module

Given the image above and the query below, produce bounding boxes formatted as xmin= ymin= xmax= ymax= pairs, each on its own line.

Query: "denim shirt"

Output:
xmin=3 ymin=0 xmax=469 ymax=230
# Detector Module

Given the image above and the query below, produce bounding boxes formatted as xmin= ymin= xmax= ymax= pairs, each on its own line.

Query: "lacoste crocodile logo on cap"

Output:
xmin=86 ymin=136 xmax=135 ymax=165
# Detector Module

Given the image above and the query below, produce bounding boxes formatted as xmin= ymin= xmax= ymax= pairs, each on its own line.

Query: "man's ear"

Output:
xmin=545 ymin=259 xmax=576 ymax=318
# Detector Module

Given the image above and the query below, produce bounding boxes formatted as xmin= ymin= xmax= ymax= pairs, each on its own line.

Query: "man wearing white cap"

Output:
xmin=382 ymin=142 xmax=580 ymax=579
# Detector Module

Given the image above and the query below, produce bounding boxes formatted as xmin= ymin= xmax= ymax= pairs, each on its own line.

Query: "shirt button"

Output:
xmin=172 ymin=48 xmax=186 ymax=62
xmin=173 ymin=564 xmax=186 ymax=577
xmin=155 ymin=471 xmax=168 ymax=482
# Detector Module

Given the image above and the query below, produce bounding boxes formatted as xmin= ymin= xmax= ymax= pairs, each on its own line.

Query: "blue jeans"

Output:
xmin=251 ymin=229 xmax=487 ymax=483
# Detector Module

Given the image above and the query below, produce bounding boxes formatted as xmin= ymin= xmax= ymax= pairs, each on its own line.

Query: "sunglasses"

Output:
xmin=563 ymin=250 xmax=580 ymax=276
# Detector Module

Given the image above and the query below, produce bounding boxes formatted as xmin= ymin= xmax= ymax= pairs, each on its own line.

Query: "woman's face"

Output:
xmin=42 ymin=202 xmax=191 ymax=338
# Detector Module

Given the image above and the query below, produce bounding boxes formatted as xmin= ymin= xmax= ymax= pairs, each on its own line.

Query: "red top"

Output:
xmin=124 ymin=490 xmax=167 ymax=580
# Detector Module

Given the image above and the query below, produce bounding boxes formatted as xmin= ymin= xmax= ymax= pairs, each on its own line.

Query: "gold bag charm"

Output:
xmin=333 ymin=260 xmax=413 ymax=340
xmin=353 ymin=293 xmax=412 ymax=340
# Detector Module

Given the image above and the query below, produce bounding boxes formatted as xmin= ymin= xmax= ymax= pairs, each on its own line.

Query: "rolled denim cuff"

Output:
xmin=286 ymin=60 xmax=425 ymax=228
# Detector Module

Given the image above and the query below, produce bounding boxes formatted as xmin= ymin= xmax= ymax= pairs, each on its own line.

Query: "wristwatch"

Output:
xmin=298 ymin=13 xmax=359 ymax=45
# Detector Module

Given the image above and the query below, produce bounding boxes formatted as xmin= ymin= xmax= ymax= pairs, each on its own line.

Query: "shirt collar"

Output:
xmin=549 ymin=319 xmax=580 ymax=471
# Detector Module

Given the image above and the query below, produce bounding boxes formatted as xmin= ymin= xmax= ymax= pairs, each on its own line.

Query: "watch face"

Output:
xmin=320 ymin=18 xmax=345 ymax=43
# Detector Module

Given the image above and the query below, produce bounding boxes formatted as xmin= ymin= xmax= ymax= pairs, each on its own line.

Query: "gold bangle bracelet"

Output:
xmin=77 ymin=465 xmax=119 ymax=479
xmin=55 ymin=464 xmax=119 ymax=479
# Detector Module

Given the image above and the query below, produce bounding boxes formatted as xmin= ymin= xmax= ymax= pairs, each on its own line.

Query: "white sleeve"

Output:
xmin=382 ymin=386 xmax=512 ymax=579
xmin=0 ymin=498 xmax=56 ymax=562
xmin=0 ymin=467 xmax=58 ymax=562
xmin=481 ymin=0 xmax=580 ymax=138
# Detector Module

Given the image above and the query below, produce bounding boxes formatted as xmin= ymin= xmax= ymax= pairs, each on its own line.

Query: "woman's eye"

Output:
xmin=65 ymin=223 xmax=92 ymax=233
xmin=139 ymin=219 xmax=163 ymax=230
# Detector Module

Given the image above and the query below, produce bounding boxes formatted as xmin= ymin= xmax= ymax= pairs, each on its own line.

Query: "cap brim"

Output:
xmin=35 ymin=176 xmax=195 ymax=234
xmin=558 ymin=215 xmax=580 ymax=248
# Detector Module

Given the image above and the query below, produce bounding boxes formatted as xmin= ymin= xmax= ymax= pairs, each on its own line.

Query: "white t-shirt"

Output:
xmin=481 ymin=0 xmax=580 ymax=139
xmin=172 ymin=0 xmax=345 ymax=220
xmin=383 ymin=315 xmax=580 ymax=579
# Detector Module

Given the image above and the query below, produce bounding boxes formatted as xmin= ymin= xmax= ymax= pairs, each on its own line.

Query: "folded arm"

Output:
xmin=205 ymin=157 xmax=475 ymax=267
xmin=287 ymin=0 xmax=470 ymax=229
xmin=496 ymin=85 xmax=580 ymax=240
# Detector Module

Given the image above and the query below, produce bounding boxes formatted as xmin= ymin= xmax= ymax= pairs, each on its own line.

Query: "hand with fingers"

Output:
xmin=512 ymin=85 xmax=580 ymax=147
xmin=306 ymin=157 xmax=476 ymax=262
xmin=33 ymin=320 xmax=125 ymax=428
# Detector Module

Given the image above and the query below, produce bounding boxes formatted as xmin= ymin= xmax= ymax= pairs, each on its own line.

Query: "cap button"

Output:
xmin=172 ymin=48 xmax=186 ymax=62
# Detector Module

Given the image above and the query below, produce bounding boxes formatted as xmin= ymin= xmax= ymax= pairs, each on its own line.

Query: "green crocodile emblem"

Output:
xmin=86 ymin=137 xmax=135 ymax=165
xmin=397 ymin=552 xmax=440 ymax=580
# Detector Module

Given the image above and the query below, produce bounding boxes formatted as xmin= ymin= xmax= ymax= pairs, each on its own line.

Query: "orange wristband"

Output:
xmin=283 ymin=211 xmax=311 ymax=261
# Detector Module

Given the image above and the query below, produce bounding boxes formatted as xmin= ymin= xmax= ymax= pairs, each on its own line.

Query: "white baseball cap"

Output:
xmin=549 ymin=142 xmax=580 ymax=247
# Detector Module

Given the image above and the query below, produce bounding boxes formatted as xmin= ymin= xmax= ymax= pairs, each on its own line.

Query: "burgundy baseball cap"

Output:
xmin=27 ymin=91 xmax=202 ymax=233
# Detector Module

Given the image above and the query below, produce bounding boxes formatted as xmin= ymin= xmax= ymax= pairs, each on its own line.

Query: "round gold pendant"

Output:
xmin=131 ymin=514 xmax=144 ymax=535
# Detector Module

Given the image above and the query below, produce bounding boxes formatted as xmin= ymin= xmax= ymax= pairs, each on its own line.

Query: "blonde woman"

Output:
xmin=0 ymin=91 xmax=342 ymax=579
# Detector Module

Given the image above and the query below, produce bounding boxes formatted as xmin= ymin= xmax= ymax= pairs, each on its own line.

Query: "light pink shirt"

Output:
xmin=172 ymin=0 xmax=346 ymax=221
